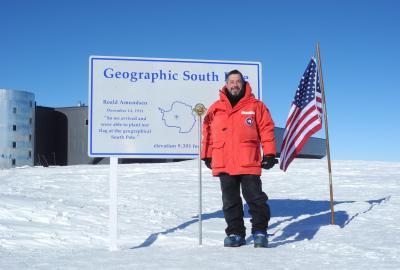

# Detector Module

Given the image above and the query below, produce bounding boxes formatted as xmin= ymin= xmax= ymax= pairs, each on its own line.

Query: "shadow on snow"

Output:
xmin=130 ymin=196 xmax=389 ymax=249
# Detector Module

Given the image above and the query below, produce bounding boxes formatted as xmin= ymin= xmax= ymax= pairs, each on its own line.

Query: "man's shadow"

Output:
xmin=130 ymin=197 xmax=389 ymax=249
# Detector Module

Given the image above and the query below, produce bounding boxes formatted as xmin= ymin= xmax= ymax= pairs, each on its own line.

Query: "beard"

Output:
xmin=225 ymin=84 xmax=245 ymax=107
xmin=228 ymin=86 xmax=242 ymax=96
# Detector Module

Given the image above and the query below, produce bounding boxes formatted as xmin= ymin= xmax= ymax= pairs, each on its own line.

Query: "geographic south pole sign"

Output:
xmin=89 ymin=56 xmax=261 ymax=250
xmin=88 ymin=56 xmax=262 ymax=158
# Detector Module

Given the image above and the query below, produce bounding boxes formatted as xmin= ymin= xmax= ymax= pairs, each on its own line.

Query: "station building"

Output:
xmin=0 ymin=89 xmax=35 ymax=169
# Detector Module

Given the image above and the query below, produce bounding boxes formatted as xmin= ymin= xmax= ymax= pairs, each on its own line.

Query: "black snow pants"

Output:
xmin=219 ymin=173 xmax=270 ymax=237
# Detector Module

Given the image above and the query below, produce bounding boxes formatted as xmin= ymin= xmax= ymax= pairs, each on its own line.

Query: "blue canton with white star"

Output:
xmin=294 ymin=58 xmax=320 ymax=109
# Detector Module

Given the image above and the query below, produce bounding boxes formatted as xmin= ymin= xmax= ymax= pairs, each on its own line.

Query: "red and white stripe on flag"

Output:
xmin=280 ymin=58 xmax=323 ymax=171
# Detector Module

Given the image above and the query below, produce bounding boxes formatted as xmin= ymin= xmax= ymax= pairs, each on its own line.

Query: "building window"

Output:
xmin=12 ymin=142 xmax=16 ymax=148
xmin=12 ymin=159 xmax=16 ymax=166
xmin=13 ymin=125 xmax=16 ymax=131
xmin=13 ymin=107 xmax=17 ymax=113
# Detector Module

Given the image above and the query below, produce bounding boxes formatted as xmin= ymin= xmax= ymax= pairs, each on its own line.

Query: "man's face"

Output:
xmin=226 ymin=74 xmax=243 ymax=96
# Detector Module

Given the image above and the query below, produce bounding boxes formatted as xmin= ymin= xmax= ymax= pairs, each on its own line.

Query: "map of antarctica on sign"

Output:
xmin=159 ymin=101 xmax=196 ymax=133
xmin=88 ymin=56 xmax=261 ymax=158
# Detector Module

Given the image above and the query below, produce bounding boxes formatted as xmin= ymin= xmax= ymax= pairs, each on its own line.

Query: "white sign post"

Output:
xmin=88 ymin=56 xmax=262 ymax=249
xmin=109 ymin=157 xmax=118 ymax=251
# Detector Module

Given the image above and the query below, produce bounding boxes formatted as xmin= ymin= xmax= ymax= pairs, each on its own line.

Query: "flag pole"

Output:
xmin=316 ymin=42 xmax=335 ymax=225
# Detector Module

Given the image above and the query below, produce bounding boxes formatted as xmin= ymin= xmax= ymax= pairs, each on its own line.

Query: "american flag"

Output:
xmin=280 ymin=58 xmax=323 ymax=171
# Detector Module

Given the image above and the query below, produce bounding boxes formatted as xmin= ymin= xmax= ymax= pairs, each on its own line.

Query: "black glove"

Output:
xmin=203 ymin=158 xmax=212 ymax=169
xmin=261 ymin=155 xmax=278 ymax=170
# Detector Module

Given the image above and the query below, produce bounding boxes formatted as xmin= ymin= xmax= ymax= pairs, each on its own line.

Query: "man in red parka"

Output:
xmin=201 ymin=70 xmax=278 ymax=248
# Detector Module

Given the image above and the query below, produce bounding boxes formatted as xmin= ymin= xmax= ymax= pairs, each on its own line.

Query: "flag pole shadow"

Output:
xmin=130 ymin=197 xmax=389 ymax=249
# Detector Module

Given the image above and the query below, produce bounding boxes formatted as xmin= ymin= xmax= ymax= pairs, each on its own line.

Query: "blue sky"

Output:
xmin=2 ymin=0 xmax=399 ymax=161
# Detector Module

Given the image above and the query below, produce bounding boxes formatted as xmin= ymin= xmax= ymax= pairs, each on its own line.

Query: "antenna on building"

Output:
xmin=77 ymin=101 xmax=86 ymax=107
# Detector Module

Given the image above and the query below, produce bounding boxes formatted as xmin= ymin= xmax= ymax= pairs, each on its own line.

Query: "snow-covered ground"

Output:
xmin=0 ymin=159 xmax=399 ymax=269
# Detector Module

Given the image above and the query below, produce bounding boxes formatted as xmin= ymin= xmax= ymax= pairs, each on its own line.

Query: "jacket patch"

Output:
xmin=241 ymin=111 xmax=255 ymax=115
xmin=245 ymin=117 xmax=254 ymax=126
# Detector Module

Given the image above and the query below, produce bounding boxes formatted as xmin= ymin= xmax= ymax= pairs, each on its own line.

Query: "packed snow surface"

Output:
xmin=0 ymin=159 xmax=399 ymax=269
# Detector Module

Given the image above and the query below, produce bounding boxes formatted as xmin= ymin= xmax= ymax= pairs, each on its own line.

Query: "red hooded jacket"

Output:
xmin=201 ymin=82 xmax=276 ymax=176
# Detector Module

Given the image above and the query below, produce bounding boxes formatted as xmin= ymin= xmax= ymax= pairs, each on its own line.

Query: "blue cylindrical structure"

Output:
xmin=0 ymin=89 xmax=35 ymax=169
